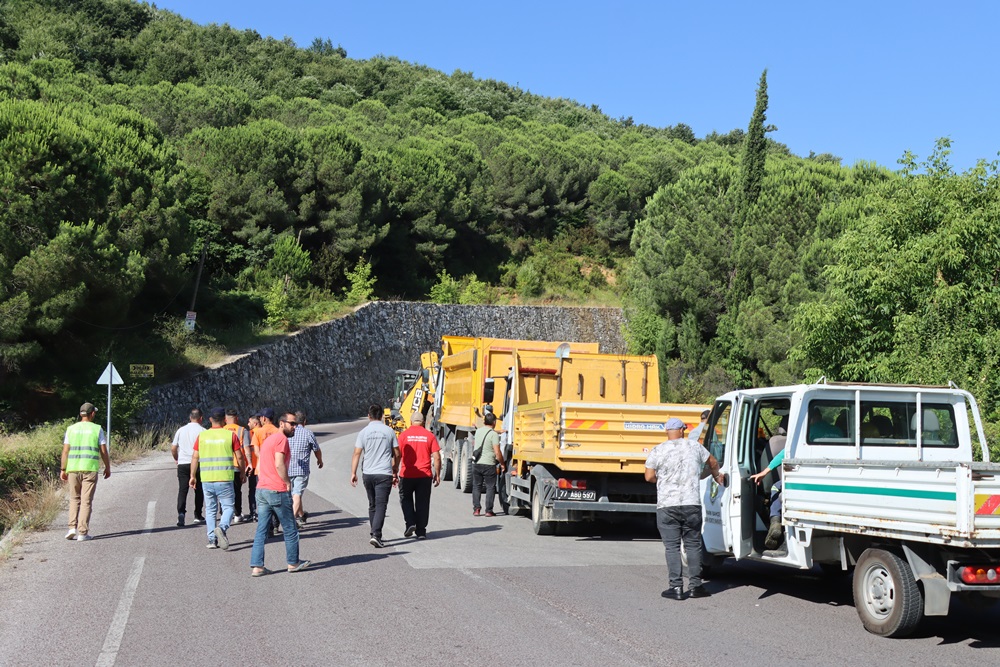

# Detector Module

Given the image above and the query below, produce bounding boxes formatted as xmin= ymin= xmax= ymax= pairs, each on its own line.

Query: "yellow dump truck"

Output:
xmin=502 ymin=347 xmax=709 ymax=534
xmin=429 ymin=336 xmax=601 ymax=491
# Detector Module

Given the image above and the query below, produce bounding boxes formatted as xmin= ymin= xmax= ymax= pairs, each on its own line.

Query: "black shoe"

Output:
xmin=193 ymin=515 xmax=205 ymax=525
xmin=404 ymin=525 xmax=416 ymax=538
xmin=688 ymin=585 xmax=711 ymax=598
xmin=661 ymin=586 xmax=685 ymax=600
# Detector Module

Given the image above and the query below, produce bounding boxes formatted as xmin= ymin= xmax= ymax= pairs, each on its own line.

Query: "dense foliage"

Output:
xmin=2 ymin=0 xmax=999 ymax=444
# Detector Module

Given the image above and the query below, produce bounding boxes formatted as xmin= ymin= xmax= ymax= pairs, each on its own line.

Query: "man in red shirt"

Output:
xmin=397 ymin=411 xmax=441 ymax=539
xmin=249 ymin=411 xmax=310 ymax=577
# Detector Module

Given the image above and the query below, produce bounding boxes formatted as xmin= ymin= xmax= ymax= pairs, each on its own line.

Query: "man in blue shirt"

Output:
xmin=288 ymin=411 xmax=323 ymax=529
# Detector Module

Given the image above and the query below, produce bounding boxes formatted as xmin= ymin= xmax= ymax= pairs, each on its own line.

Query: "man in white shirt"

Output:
xmin=172 ymin=408 xmax=205 ymax=527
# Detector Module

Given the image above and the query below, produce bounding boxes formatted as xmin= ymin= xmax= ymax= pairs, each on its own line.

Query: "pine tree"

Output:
xmin=737 ymin=69 xmax=770 ymax=219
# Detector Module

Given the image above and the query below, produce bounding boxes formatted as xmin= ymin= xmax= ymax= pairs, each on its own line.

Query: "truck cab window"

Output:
xmin=704 ymin=401 xmax=731 ymax=466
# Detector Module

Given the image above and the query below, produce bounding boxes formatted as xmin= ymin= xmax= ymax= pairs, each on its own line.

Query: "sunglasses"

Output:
xmin=281 ymin=420 xmax=298 ymax=426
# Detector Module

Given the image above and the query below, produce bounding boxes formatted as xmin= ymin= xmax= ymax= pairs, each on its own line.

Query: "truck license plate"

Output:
xmin=555 ymin=489 xmax=597 ymax=501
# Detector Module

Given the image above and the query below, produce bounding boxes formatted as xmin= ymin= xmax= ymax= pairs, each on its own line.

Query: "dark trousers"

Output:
xmin=656 ymin=505 xmax=704 ymax=589
xmin=246 ymin=473 xmax=258 ymax=516
xmin=399 ymin=476 xmax=433 ymax=536
xmin=472 ymin=464 xmax=497 ymax=512
xmin=233 ymin=475 xmax=243 ymax=516
xmin=176 ymin=463 xmax=203 ymax=517
xmin=363 ymin=474 xmax=393 ymax=540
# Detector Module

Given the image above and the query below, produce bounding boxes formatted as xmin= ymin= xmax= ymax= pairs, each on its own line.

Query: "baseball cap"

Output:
xmin=79 ymin=402 xmax=96 ymax=415
xmin=210 ymin=407 xmax=226 ymax=421
xmin=665 ymin=417 xmax=686 ymax=430
xmin=260 ymin=407 xmax=275 ymax=421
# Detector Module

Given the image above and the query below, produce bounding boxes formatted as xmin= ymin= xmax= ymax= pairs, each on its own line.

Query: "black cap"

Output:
xmin=210 ymin=407 xmax=226 ymax=422
xmin=260 ymin=407 xmax=275 ymax=421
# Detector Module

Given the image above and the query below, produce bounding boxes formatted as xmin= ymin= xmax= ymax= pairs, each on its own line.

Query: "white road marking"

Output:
xmin=144 ymin=501 xmax=155 ymax=534
xmin=95 ymin=556 xmax=145 ymax=667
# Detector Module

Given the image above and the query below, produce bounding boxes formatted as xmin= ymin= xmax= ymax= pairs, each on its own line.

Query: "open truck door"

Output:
xmin=701 ymin=400 xmax=750 ymax=557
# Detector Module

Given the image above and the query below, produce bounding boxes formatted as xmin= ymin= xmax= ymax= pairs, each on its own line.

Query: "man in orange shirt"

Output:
xmin=397 ymin=411 xmax=441 ymax=539
xmin=223 ymin=409 xmax=253 ymax=523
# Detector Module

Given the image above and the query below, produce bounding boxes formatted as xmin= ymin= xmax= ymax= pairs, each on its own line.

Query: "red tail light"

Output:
xmin=961 ymin=566 xmax=1000 ymax=584
xmin=557 ymin=478 xmax=587 ymax=490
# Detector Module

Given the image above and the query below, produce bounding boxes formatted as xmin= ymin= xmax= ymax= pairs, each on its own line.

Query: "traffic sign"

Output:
xmin=96 ymin=362 xmax=124 ymax=385
xmin=130 ymin=364 xmax=154 ymax=378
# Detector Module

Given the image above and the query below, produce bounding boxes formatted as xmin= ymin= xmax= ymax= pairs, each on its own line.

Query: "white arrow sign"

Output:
xmin=95 ymin=362 xmax=125 ymax=451
xmin=96 ymin=362 xmax=124 ymax=386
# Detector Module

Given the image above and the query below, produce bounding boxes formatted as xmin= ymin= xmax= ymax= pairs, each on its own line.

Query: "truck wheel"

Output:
xmin=452 ymin=450 xmax=462 ymax=489
xmin=440 ymin=456 xmax=453 ymax=483
xmin=459 ymin=441 xmax=473 ymax=493
xmin=853 ymin=548 xmax=923 ymax=637
xmin=531 ymin=483 xmax=555 ymax=536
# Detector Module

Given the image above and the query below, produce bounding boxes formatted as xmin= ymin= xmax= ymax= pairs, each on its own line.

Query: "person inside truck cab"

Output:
xmin=750 ymin=415 xmax=789 ymax=551
xmin=807 ymin=406 xmax=842 ymax=440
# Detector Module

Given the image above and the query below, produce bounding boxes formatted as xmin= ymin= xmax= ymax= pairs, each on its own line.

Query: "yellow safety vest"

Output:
xmin=66 ymin=421 xmax=102 ymax=473
xmin=198 ymin=428 xmax=235 ymax=482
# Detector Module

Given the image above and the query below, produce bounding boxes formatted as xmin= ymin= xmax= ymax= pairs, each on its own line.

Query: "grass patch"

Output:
xmin=0 ymin=423 xmax=168 ymax=552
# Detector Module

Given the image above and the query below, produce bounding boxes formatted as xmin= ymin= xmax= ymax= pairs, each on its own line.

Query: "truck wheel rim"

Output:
xmin=861 ymin=563 xmax=894 ymax=620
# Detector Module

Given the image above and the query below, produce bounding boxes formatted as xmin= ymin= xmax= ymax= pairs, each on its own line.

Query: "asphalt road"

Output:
xmin=1 ymin=418 xmax=998 ymax=666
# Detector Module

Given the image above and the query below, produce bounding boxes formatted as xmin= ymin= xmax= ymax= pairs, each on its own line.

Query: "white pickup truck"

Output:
xmin=698 ymin=381 xmax=1000 ymax=637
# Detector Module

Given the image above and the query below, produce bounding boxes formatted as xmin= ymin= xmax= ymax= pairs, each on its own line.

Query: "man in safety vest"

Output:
xmin=60 ymin=403 xmax=111 ymax=541
xmin=190 ymin=408 xmax=247 ymax=550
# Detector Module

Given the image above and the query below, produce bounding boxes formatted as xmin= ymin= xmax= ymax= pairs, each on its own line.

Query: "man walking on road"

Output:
xmin=250 ymin=412 xmax=310 ymax=576
xmin=172 ymin=408 xmax=205 ymax=527
xmin=252 ymin=408 xmax=280 ymax=535
xmin=60 ymin=403 xmax=111 ymax=541
xmin=472 ymin=412 xmax=503 ymax=517
xmin=645 ymin=417 xmax=724 ymax=601
xmin=351 ymin=404 xmax=400 ymax=548
xmin=223 ymin=408 xmax=252 ymax=523
xmin=191 ymin=408 xmax=247 ymax=550
xmin=397 ymin=411 xmax=441 ymax=539
xmin=288 ymin=410 xmax=323 ymax=528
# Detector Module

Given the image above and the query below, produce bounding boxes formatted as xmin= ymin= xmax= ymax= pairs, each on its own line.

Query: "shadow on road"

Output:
xmin=704 ymin=559 xmax=1000 ymax=646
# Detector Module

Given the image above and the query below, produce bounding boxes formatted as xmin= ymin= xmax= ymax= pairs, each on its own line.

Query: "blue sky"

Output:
xmin=151 ymin=0 xmax=1000 ymax=173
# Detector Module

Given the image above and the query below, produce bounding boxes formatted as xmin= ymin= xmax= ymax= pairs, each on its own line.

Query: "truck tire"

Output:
xmin=853 ymin=548 xmax=923 ymax=637
xmin=459 ymin=440 xmax=473 ymax=493
xmin=440 ymin=456 xmax=453 ymax=483
xmin=531 ymin=483 xmax=555 ymax=536
xmin=452 ymin=449 xmax=462 ymax=489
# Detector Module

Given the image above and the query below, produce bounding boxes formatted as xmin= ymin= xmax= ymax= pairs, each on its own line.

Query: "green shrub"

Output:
xmin=429 ymin=269 xmax=461 ymax=303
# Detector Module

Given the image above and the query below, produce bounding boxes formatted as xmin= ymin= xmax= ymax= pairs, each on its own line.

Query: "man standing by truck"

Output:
xmin=645 ymin=417 xmax=724 ymax=600
xmin=472 ymin=412 xmax=504 ymax=517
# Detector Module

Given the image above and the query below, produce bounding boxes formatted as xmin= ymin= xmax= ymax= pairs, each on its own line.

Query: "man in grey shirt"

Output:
xmin=351 ymin=404 xmax=401 ymax=548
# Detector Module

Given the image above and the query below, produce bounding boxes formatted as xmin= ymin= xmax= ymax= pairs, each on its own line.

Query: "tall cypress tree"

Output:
xmin=737 ymin=69 xmax=770 ymax=219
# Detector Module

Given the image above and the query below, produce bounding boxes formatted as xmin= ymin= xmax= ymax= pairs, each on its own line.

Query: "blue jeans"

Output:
xmin=250 ymin=489 xmax=300 ymax=568
xmin=656 ymin=505 xmax=704 ymax=589
xmin=203 ymin=480 xmax=235 ymax=541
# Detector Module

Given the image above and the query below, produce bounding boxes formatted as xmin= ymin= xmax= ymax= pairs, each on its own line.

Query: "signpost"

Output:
xmin=96 ymin=362 xmax=124 ymax=450
xmin=129 ymin=364 xmax=154 ymax=379
xmin=184 ymin=311 xmax=197 ymax=333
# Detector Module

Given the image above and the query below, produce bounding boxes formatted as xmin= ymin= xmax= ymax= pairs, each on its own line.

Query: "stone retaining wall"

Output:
xmin=141 ymin=302 xmax=627 ymax=426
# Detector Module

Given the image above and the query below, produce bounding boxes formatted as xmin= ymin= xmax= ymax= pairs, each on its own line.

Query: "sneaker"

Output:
xmin=193 ymin=516 xmax=205 ymax=525
xmin=416 ymin=534 xmax=427 ymax=540
xmin=215 ymin=527 xmax=229 ymax=551
xmin=206 ymin=541 xmax=219 ymax=549
xmin=232 ymin=515 xmax=243 ymax=524
xmin=404 ymin=525 xmax=416 ymax=538
xmin=249 ymin=513 xmax=258 ymax=522
xmin=369 ymin=536 xmax=385 ymax=548
xmin=661 ymin=586 xmax=685 ymax=600
xmin=473 ymin=508 xmax=481 ymax=517
xmin=176 ymin=513 xmax=185 ymax=527
xmin=241 ymin=514 xmax=252 ymax=523
xmin=65 ymin=528 xmax=77 ymax=540
xmin=75 ymin=534 xmax=94 ymax=542
xmin=484 ymin=511 xmax=496 ymax=517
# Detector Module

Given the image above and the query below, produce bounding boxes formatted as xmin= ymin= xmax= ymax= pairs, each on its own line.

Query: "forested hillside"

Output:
xmin=2 ymin=0 xmax=1000 ymax=439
